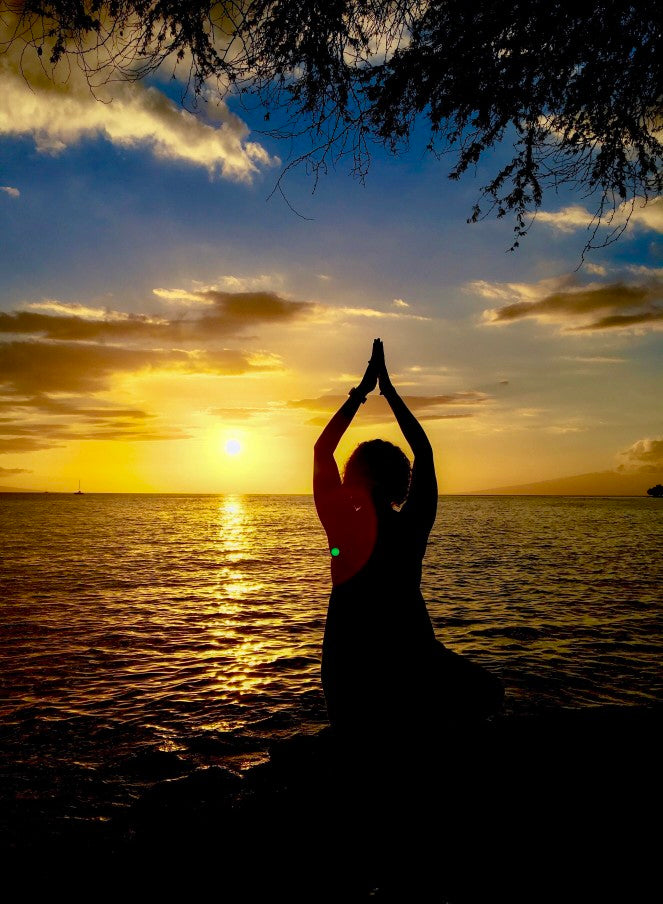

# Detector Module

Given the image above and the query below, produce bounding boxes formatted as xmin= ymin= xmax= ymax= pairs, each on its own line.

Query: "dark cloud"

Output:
xmin=0 ymin=290 xmax=294 ymax=456
xmin=488 ymin=282 xmax=663 ymax=331
xmin=0 ymin=393 xmax=152 ymax=419
xmin=0 ymin=341 xmax=174 ymax=394
xmin=0 ymin=310 xmax=168 ymax=342
xmin=0 ymin=414 xmax=189 ymax=450
xmin=0 ymin=341 xmax=269 ymax=395
xmin=0 ymin=291 xmax=290 ymax=455
xmin=574 ymin=310 xmax=663 ymax=331
xmin=289 ymin=392 xmax=487 ymax=425
xmin=198 ymin=290 xmax=312 ymax=326
xmin=0 ymin=466 xmax=31 ymax=475
xmin=0 ymin=291 xmax=314 ymax=343
xmin=0 ymin=437 xmax=58 ymax=452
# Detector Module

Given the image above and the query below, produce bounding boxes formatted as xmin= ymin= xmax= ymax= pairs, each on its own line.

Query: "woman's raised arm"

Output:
xmin=313 ymin=341 xmax=379 ymax=529
xmin=374 ymin=340 xmax=438 ymax=532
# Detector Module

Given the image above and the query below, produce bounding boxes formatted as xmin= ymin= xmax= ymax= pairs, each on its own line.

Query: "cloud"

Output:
xmin=0 ymin=418 xmax=188 ymax=442
xmin=573 ymin=308 xmax=663 ymax=331
xmin=544 ymin=425 xmax=586 ymax=435
xmin=0 ymin=18 xmax=274 ymax=181
xmin=619 ymin=438 xmax=663 ymax=473
xmin=209 ymin=407 xmax=272 ymax=420
xmin=217 ymin=274 xmax=287 ymax=292
xmin=0 ymin=340 xmax=276 ymax=396
xmin=0 ymin=417 xmax=188 ymax=452
xmin=0 ymin=280 xmax=429 ymax=457
xmin=289 ymin=392 xmax=486 ymax=425
xmin=1 ymin=185 xmax=20 ymax=197
xmin=0 ymin=436 xmax=57 ymax=453
xmin=0 ymin=309 xmax=172 ymax=342
xmin=3 ymin=287 xmax=424 ymax=346
xmin=0 ymin=282 xmax=303 ymax=455
xmin=0 ymin=466 xmax=31 ymax=475
xmin=327 ymin=306 xmax=429 ymax=323
xmin=153 ymin=280 xmax=429 ymax=325
xmin=153 ymin=275 xmax=287 ymax=302
xmin=0 ymin=381 xmax=195 ymax=453
xmin=152 ymin=288 xmax=209 ymax=305
xmin=197 ymin=290 xmax=313 ymax=327
xmin=2 ymin=290 xmax=316 ymax=342
xmin=536 ymin=204 xmax=602 ymax=233
xmin=26 ymin=300 xmax=129 ymax=319
xmin=477 ymin=272 xmax=663 ymax=333
xmin=561 ymin=356 xmax=626 ymax=364
xmin=0 ymin=392 xmax=152 ymax=418
xmin=537 ymin=197 xmax=663 ymax=235
xmin=469 ymin=273 xmax=579 ymax=303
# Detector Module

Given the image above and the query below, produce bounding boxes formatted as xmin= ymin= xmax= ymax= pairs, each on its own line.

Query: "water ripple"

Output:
xmin=1 ymin=493 xmax=661 ymax=778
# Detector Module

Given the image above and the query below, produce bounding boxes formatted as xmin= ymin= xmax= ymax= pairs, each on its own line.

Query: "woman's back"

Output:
xmin=322 ymin=504 xmax=437 ymax=731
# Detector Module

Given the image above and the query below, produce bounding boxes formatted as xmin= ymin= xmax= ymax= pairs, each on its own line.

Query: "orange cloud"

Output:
xmin=0 ymin=337 xmax=281 ymax=452
xmin=0 ymin=436 xmax=57 ymax=452
xmin=0 ymin=284 xmax=301 ymax=456
xmin=0 ymin=340 xmax=279 ymax=395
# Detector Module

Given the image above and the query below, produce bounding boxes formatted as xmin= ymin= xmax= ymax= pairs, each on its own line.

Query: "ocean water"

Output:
xmin=1 ymin=493 xmax=662 ymax=831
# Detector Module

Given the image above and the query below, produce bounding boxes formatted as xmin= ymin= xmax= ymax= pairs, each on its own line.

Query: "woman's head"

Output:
xmin=343 ymin=439 xmax=411 ymax=507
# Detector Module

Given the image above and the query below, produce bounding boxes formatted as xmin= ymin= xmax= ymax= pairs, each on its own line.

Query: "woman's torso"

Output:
xmin=321 ymin=507 xmax=435 ymax=726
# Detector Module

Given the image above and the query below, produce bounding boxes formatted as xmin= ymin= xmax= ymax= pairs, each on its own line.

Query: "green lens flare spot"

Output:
xmin=330 ymin=547 xmax=340 ymax=557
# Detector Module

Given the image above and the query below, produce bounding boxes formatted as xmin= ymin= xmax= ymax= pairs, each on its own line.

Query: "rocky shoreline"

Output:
xmin=3 ymin=706 xmax=660 ymax=900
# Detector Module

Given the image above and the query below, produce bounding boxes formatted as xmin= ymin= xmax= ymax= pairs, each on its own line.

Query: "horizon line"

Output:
xmin=0 ymin=490 xmax=655 ymax=498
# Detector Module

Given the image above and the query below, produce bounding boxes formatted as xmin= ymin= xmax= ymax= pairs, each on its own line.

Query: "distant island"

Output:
xmin=469 ymin=469 xmax=663 ymax=496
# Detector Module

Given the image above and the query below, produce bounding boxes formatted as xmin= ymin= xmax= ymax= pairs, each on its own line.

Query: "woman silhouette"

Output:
xmin=314 ymin=339 xmax=503 ymax=738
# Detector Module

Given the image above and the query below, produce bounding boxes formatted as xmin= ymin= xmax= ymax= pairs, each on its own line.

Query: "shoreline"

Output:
xmin=3 ymin=704 xmax=660 ymax=899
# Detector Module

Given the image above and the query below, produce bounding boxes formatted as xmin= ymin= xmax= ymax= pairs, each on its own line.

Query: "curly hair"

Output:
xmin=343 ymin=439 xmax=411 ymax=507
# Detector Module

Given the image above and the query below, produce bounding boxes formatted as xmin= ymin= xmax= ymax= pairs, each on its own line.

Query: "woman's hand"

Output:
xmin=370 ymin=338 xmax=393 ymax=395
xmin=357 ymin=339 xmax=381 ymax=396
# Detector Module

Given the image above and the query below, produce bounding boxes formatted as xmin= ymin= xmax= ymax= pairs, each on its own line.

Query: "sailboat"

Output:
xmin=74 ymin=479 xmax=84 ymax=495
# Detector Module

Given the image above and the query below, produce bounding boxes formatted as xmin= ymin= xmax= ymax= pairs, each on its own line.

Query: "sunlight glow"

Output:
xmin=225 ymin=438 xmax=242 ymax=456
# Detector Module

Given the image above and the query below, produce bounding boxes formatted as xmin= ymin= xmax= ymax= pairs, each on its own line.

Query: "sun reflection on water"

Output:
xmin=209 ymin=495 xmax=280 ymax=707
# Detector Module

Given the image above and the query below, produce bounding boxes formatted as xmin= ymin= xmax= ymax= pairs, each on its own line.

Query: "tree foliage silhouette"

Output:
xmin=4 ymin=1 xmax=663 ymax=249
xmin=647 ymin=484 xmax=663 ymax=497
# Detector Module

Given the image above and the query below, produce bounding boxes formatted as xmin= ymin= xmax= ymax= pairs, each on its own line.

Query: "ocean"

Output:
xmin=1 ymin=493 xmax=661 ymax=843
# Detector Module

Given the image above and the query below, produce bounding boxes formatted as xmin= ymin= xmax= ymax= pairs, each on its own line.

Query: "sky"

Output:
xmin=0 ymin=16 xmax=662 ymax=494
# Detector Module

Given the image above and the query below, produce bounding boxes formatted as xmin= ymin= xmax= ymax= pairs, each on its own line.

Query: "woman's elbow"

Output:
xmin=314 ymin=437 xmax=332 ymax=457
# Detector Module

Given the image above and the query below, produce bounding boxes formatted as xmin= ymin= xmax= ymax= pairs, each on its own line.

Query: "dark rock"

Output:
xmin=132 ymin=765 xmax=242 ymax=816
xmin=119 ymin=749 xmax=189 ymax=779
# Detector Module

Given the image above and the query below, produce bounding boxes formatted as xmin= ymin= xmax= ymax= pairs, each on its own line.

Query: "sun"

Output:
xmin=225 ymin=438 xmax=242 ymax=456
